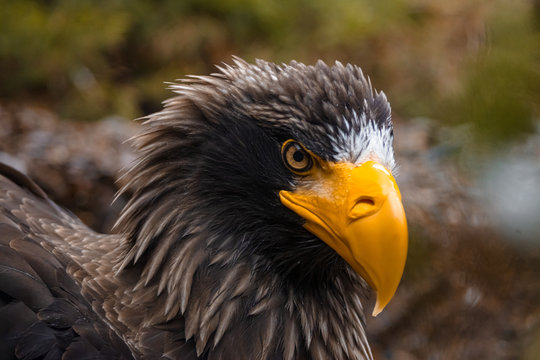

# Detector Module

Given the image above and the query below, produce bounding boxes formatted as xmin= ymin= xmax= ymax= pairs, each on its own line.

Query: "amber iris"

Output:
xmin=281 ymin=140 xmax=313 ymax=174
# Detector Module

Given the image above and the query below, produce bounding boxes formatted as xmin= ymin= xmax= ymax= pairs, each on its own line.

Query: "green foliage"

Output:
xmin=440 ymin=1 xmax=540 ymax=144
xmin=0 ymin=0 xmax=131 ymax=118
xmin=0 ymin=0 xmax=409 ymax=119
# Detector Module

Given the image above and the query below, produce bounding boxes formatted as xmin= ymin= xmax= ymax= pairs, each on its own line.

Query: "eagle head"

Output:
xmin=115 ymin=57 xmax=408 ymax=357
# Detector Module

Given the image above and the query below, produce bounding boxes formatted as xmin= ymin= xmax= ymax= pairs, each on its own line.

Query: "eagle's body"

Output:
xmin=0 ymin=59 xmax=407 ymax=360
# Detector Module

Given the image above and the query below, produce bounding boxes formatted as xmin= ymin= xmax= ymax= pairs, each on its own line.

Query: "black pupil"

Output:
xmin=293 ymin=150 xmax=304 ymax=163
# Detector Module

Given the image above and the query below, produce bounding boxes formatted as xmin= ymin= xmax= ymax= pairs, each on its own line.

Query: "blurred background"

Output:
xmin=0 ymin=0 xmax=539 ymax=358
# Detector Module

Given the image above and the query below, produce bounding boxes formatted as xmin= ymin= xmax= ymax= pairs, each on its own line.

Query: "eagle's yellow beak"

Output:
xmin=280 ymin=160 xmax=408 ymax=316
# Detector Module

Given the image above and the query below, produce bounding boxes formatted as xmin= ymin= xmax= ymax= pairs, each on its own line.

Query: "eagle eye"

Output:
xmin=281 ymin=140 xmax=313 ymax=174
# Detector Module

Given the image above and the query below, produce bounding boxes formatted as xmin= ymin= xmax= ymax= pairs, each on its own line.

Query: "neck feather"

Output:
xmin=119 ymin=226 xmax=372 ymax=360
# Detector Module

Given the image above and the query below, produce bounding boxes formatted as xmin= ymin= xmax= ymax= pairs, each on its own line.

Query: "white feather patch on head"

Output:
xmin=327 ymin=109 xmax=395 ymax=171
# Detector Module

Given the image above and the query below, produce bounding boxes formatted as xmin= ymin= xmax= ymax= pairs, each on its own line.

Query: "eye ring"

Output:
xmin=281 ymin=140 xmax=313 ymax=174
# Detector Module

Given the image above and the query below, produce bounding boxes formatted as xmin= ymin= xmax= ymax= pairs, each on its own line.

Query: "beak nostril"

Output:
xmin=349 ymin=196 xmax=381 ymax=219
xmin=357 ymin=197 xmax=375 ymax=207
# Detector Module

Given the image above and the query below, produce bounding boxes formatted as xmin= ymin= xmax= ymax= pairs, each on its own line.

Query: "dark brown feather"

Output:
xmin=0 ymin=169 xmax=134 ymax=359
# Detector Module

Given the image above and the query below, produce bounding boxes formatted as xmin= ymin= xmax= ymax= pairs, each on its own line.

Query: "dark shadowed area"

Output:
xmin=1 ymin=0 xmax=539 ymax=359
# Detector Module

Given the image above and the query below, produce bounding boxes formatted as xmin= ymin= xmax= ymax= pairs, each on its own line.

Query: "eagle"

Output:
xmin=0 ymin=58 xmax=408 ymax=360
